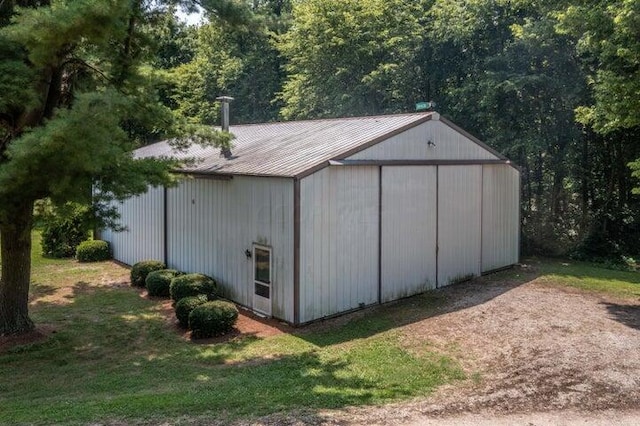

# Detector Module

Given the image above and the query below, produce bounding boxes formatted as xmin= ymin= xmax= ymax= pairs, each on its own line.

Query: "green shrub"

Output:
xmin=130 ymin=260 xmax=166 ymax=287
xmin=169 ymin=273 xmax=217 ymax=303
xmin=40 ymin=202 xmax=90 ymax=258
xmin=175 ymin=295 xmax=208 ymax=328
xmin=189 ymin=300 xmax=239 ymax=338
xmin=146 ymin=269 xmax=182 ymax=297
xmin=76 ymin=240 xmax=111 ymax=262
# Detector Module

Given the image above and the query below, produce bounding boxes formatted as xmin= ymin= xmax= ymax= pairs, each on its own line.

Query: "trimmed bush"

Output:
xmin=130 ymin=260 xmax=166 ymax=287
xmin=76 ymin=240 xmax=111 ymax=262
xmin=175 ymin=295 xmax=208 ymax=328
xmin=169 ymin=273 xmax=217 ymax=303
xmin=146 ymin=269 xmax=182 ymax=297
xmin=189 ymin=300 xmax=238 ymax=338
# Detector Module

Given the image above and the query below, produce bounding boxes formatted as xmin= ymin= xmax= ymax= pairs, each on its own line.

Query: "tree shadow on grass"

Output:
xmin=23 ymin=264 xmax=539 ymax=354
xmin=28 ymin=283 xmax=59 ymax=301
xmin=3 ymin=280 xmax=462 ymax=424
xmin=602 ymin=302 xmax=640 ymax=330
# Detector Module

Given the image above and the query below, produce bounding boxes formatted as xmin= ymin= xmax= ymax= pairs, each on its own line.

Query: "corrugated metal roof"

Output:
xmin=134 ymin=112 xmax=435 ymax=178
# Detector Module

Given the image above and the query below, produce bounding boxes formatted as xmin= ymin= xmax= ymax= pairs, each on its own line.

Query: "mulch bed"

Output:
xmin=147 ymin=291 xmax=293 ymax=344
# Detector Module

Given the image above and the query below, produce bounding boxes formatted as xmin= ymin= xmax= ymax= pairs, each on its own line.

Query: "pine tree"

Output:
xmin=0 ymin=0 xmax=239 ymax=335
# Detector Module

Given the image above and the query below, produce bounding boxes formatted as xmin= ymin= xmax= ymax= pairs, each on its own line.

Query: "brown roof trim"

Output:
xmin=294 ymin=113 xmax=435 ymax=179
xmin=172 ymin=170 xmax=234 ymax=180
xmin=336 ymin=113 xmax=436 ymax=159
xmin=174 ymin=170 xmax=296 ymax=179
xmin=438 ymin=116 xmax=507 ymax=160
xmin=328 ymin=159 xmax=515 ymax=166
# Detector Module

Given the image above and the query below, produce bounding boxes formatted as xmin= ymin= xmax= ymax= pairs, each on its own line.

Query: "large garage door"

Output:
xmin=437 ymin=166 xmax=482 ymax=286
xmin=381 ymin=166 xmax=437 ymax=302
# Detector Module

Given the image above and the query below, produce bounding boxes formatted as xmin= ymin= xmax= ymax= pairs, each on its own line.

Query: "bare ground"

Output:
xmin=244 ymin=266 xmax=640 ymax=425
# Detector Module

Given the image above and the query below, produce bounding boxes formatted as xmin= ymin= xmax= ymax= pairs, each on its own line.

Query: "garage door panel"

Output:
xmin=482 ymin=164 xmax=520 ymax=271
xmin=381 ymin=166 xmax=437 ymax=302
xmin=437 ymin=166 xmax=482 ymax=286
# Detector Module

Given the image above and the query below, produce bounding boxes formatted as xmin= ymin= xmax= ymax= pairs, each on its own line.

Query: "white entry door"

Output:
xmin=253 ymin=244 xmax=272 ymax=316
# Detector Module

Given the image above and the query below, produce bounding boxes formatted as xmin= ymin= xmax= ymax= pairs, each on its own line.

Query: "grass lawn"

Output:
xmin=0 ymin=233 xmax=463 ymax=425
xmin=1 ymin=235 xmax=639 ymax=425
xmin=534 ymin=258 xmax=640 ymax=299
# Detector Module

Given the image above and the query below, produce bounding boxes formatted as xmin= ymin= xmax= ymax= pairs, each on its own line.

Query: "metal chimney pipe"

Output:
xmin=216 ymin=96 xmax=234 ymax=158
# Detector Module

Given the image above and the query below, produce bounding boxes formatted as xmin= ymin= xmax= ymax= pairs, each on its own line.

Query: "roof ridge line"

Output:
xmin=224 ymin=111 xmax=434 ymax=129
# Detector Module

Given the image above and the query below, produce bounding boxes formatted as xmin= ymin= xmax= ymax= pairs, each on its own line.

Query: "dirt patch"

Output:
xmin=234 ymin=267 xmax=639 ymax=425
xmin=316 ymin=271 xmax=640 ymax=424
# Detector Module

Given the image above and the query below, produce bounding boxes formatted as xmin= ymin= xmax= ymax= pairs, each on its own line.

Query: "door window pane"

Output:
xmin=255 ymin=247 xmax=270 ymax=284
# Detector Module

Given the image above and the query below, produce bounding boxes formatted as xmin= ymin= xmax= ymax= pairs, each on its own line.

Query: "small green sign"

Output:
xmin=416 ymin=101 xmax=429 ymax=111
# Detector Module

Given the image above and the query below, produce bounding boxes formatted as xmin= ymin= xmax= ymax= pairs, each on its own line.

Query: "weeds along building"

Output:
xmin=100 ymin=111 xmax=520 ymax=325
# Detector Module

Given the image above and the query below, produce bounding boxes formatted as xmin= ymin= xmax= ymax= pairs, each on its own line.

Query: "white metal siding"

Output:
xmin=381 ymin=166 xmax=437 ymax=301
xmin=166 ymin=176 xmax=294 ymax=323
xmin=299 ymin=166 xmax=379 ymax=323
xmin=437 ymin=166 xmax=482 ymax=286
xmin=100 ymin=186 xmax=164 ymax=266
xmin=482 ymin=164 xmax=520 ymax=271
xmin=347 ymin=120 xmax=499 ymax=161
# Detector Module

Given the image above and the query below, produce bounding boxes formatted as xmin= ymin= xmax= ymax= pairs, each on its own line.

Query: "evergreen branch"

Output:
xmin=65 ymin=57 xmax=113 ymax=85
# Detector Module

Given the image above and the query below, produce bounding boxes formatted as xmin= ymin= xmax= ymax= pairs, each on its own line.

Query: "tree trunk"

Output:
xmin=0 ymin=200 xmax=35 ymax=336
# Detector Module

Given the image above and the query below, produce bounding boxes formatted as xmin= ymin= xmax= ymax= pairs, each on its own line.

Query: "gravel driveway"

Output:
xmin=250 ymin=264 xmax=640 ymax=425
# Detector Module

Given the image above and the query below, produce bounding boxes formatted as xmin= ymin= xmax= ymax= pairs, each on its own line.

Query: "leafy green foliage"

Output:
xmin=76 ymin=240 xmax=111 ymax=262
xmin=278 ymin=0 xmax=424 ymax=119
xmin=169 ymin=273 xmax=217 ymax=303
xmin=145 ymin=269 xmax=182 ymax=298
xmin=166 ymin=13 xmax=285 ymax=125
xmin=403 ymin=0 xmax=640 ymax=259
xmin=39 ymin=202 xmax=90 ymax=258
xmin=1 ymin=91 xmax=173 ymax=208
xmin=130 ymin=260 xmax=166 ymax=288
xmin=147 ymin=10 xmax=198 ymax=70
xmin=437 ymin=8 xmax=590 ymax=254
xmin=0 ymin=38 xmax=37 ymax=115
xmin=556 ymin=0 xmax=640 ymax=201
xmin=174 ymin=294 xmax=208 ymax=328
xmin=188 ymin=300 xmax=238 ymax=338
xmin=557 ymin=0 xmax=640 ymax=133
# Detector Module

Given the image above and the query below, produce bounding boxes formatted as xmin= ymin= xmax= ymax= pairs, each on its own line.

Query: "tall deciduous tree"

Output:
xmin=166 ymin=1 xmax=288 ymax=126
xmin=0 ymin=0 xmax=234 ymax=335
xmin=555 ymin=0 xmax=640 ymax=254
xmin=556 ymin=0 xmax=640 ymax=133
xmin=278 ymin=0 xmax=426 ymax=119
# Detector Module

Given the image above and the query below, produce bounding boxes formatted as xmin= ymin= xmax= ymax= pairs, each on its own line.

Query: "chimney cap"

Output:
xmin=216 ymin=96 xmax=235 ymax=102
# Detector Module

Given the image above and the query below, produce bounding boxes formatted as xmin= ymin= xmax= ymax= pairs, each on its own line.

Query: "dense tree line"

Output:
xmin=163 ymin=0 xmax=638 ymax=260
xmin=1 ymin=0 xmax=638 ymax=334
